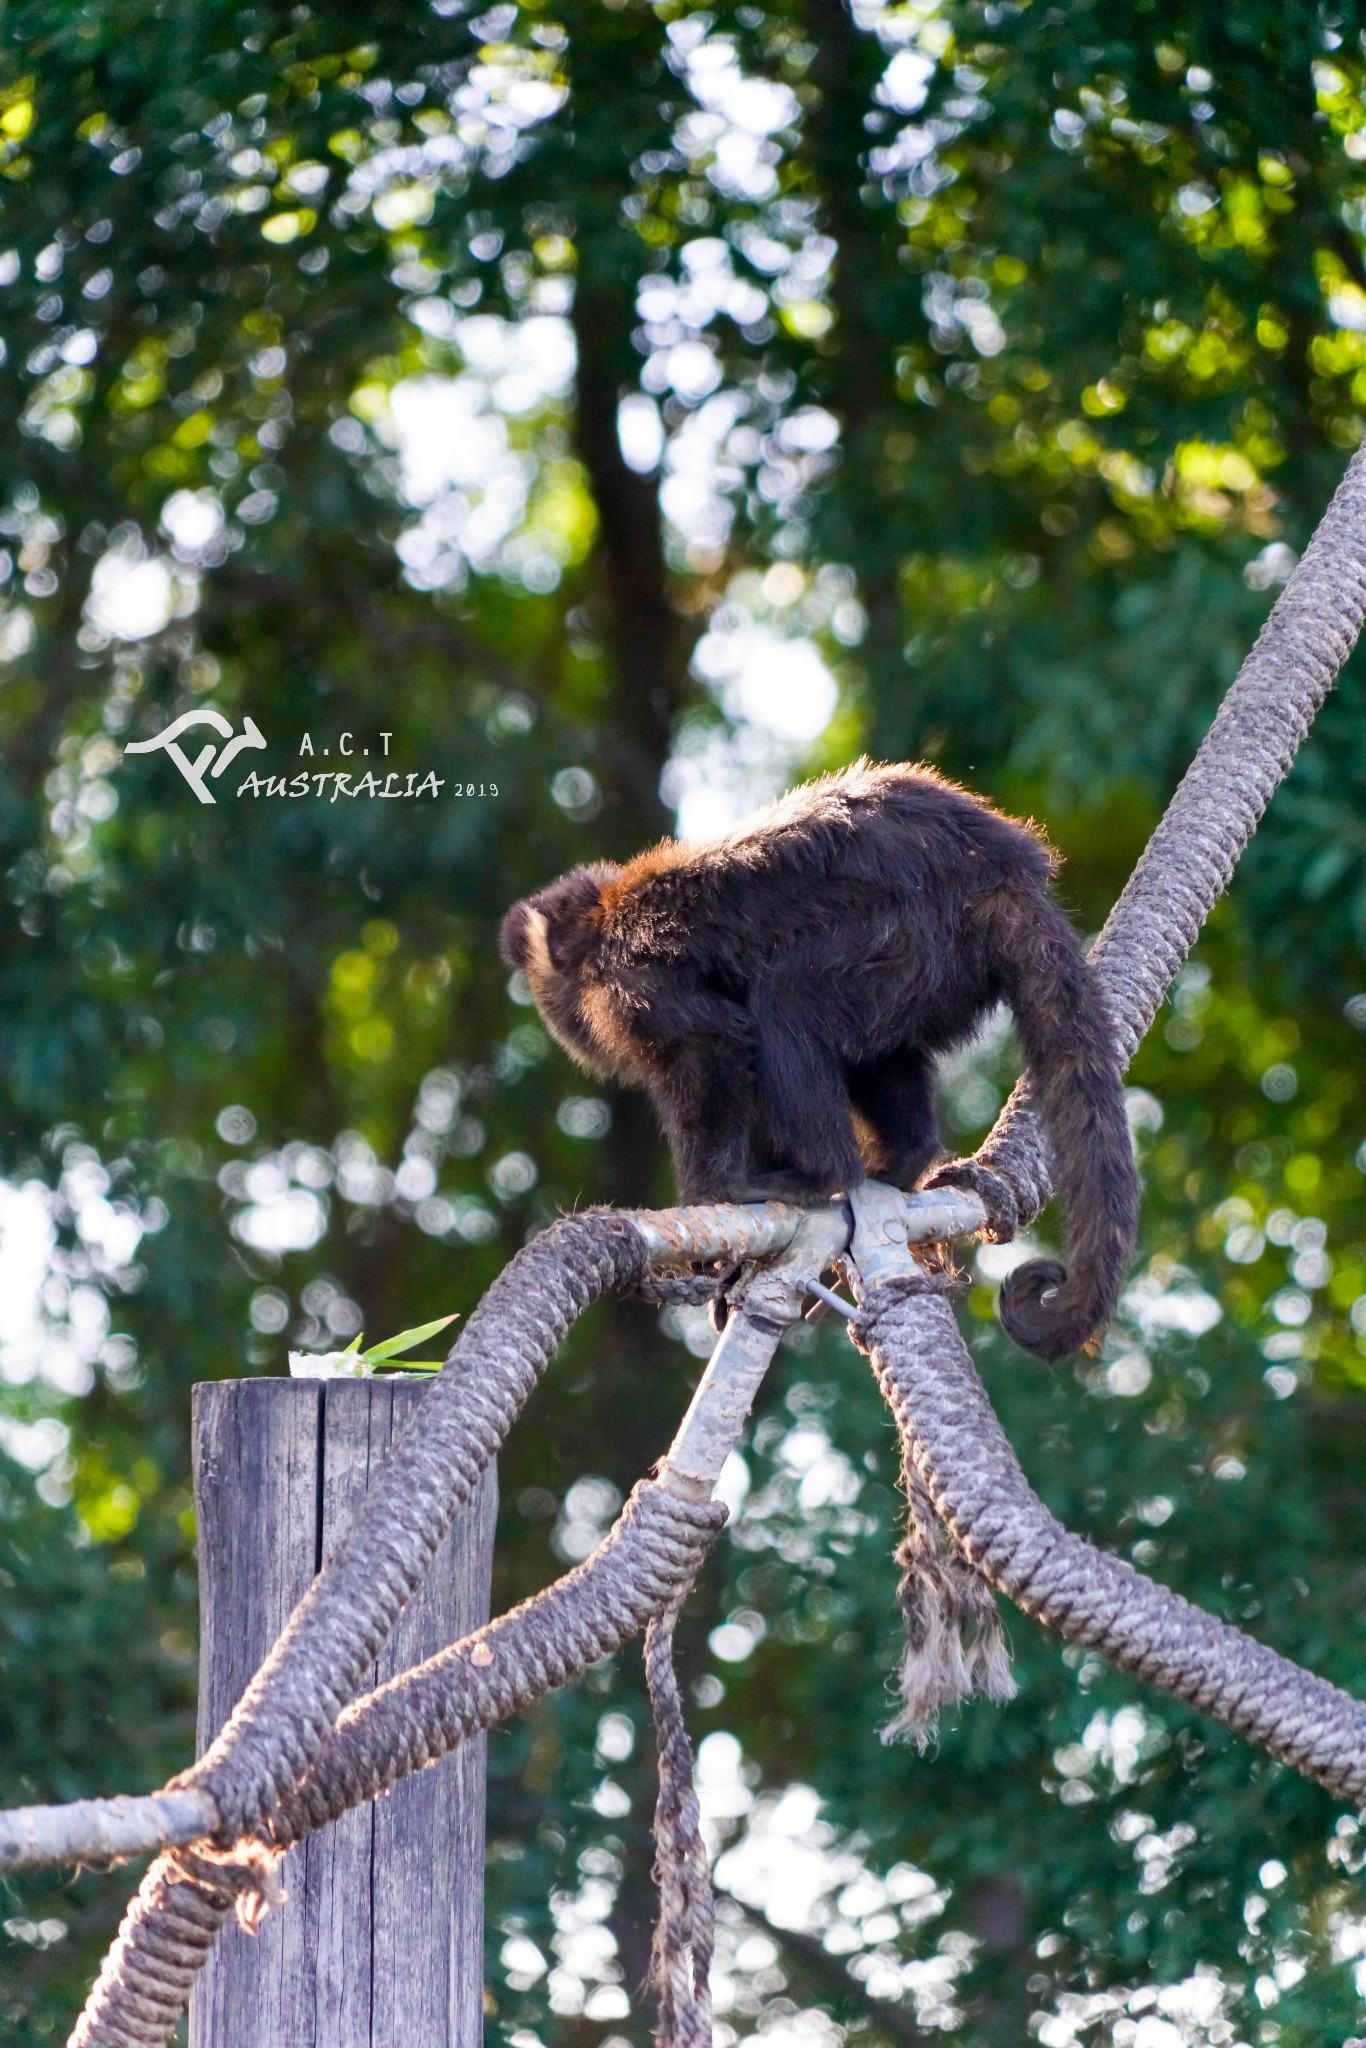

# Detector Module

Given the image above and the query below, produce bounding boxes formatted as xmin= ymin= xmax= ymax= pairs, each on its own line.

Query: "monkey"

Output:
xmin=499 ymin=759 xmax=1139 ymax=1360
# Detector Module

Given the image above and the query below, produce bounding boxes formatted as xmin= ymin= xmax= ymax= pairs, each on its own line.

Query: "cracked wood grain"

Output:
xmin=189 ymin=1379 xmax=496 ymax=2048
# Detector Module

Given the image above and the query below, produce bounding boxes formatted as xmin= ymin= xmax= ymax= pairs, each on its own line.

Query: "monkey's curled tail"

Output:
xmin=974 ymin=885 xmax=1139 ymax=1361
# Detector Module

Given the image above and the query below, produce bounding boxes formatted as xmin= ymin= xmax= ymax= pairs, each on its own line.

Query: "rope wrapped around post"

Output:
xmin=179 ymin=1210 xmax=648 ymax=1842
xmin=58 ymin=1209 xmax=836 ymax=2048
xmin=69 ymin=1483 xmax=727 ymax=2048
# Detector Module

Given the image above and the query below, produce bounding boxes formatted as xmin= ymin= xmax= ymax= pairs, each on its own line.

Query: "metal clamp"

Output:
xmin=845 ymin=1180 xmax=920 ymax=1289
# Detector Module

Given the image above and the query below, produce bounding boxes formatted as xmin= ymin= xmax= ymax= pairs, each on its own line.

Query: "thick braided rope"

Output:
xmin=943 ymin=438 xmax=1366 ymax=1225
xmin=178 ymin=1212 xmax=646 ymax=1839
xmin=646 ymin=1602 xmax=715 ymax=2048
xmin=69 ymin=1486 xmax=723 ymax=2048
xmin=864 ymin=1284 xmax=1366 ymax=1801
xmin=68 ymin=1854 xmax=233 ymax=2048
xmin=269 ymin=1480 xmax=726 ymax=1844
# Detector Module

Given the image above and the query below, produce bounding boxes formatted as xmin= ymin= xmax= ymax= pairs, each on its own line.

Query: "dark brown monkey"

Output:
xmin=500 ymin=760 xmax=1138 ymax=1359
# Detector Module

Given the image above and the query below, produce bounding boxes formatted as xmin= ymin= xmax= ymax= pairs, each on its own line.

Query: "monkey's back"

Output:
xmin=593 ymin=757 xmax=1056 ymax=1032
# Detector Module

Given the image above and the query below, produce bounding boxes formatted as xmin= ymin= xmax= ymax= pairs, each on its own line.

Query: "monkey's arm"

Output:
xmin=600 ymin=969 xmax=762 ymax=1202
xmin=605 ymin=966 xmax=752 ymax=1056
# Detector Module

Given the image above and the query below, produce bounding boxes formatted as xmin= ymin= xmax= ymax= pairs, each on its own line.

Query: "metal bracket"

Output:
xmin=649 ymin=1180 xmax=987 ymax=1498
xmin=845 ymin=1179 xmax=921 ymax=1289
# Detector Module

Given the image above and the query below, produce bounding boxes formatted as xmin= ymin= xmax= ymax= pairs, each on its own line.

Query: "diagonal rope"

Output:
xmin=903 ymin=440 xmax=1366 ymax=1733
xmin=68 ymin=1853 xmax=237 ymax=2048
xmin=931 ymin=437 xmax=1366 ymax=1227
xmin=863 ymin=1283 xmax=1366 ymax=1802
xmin=270 ymin=1483 xmax=726 ymax=1844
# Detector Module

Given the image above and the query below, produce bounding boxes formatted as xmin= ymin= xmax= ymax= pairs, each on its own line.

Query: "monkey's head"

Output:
xmin=499 ymin=864 xmax=622 ymax=1075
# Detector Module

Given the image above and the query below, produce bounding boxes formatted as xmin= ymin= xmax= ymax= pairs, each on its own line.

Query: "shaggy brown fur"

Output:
xmin=500 ymin=760 xmax=1138 ymax=1359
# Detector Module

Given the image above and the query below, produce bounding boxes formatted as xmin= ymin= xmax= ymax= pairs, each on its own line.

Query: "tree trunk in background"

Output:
xmin=572 ymin=272 xmax=687 ymax=852
xmin=558 ymin=21 xmax=708 ymax=1991
xmin=801 ymin=0 xmax=918 ymax=718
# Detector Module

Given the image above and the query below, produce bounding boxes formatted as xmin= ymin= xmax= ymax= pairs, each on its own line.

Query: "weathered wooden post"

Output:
xmin=188 ymin=1378 xmax=497 ymax=2048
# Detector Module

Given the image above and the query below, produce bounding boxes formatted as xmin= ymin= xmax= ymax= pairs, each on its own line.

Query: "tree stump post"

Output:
xmin=188 ymin=1378 xmax=497 ymax=2048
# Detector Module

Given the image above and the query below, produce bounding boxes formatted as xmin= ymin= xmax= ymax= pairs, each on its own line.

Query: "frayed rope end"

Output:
xmin=883 ymin=1481 xmax=1017 ymax=1749
xmin=882 ymin=1586 xmax=1017 ymax=1749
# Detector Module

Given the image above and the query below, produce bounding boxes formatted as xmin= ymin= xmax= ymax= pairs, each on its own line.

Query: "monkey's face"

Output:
xmin=498 ymin=866 xmax=620 ymax=1077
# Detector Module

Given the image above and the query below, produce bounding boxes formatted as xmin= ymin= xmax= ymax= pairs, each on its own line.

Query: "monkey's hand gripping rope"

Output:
xmin=8 ymin=443 xmax=1366 ymax=2048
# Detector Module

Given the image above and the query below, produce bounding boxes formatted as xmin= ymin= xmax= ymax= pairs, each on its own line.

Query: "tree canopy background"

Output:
xmin=5 ymin=1 xmax=1366 ymax=2042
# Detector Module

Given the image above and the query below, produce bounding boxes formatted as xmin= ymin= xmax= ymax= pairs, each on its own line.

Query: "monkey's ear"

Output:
xmin=498 ymin=900 xmax=534 ymax=968
xmin=533 ymin=866 xmax=614 ymax=962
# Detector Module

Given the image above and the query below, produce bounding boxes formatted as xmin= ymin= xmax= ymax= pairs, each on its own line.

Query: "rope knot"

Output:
xmin=170 ymin=1837 xmax=287 ymax=1934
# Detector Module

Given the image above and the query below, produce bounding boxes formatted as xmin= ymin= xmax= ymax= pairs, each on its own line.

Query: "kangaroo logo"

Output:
xmin=123 ymin=709 xmax=267 ymax=805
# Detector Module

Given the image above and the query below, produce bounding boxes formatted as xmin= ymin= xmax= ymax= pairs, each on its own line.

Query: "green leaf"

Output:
xmin=359 ymin=1313 xmax=459 ymax=1363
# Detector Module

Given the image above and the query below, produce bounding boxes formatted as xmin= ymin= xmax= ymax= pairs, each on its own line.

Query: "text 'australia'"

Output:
xmin=237 ymin=770 xmax=447 ymax=801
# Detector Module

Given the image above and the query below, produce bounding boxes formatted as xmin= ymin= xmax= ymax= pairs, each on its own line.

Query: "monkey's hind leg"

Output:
xmin=846 ymin=1045 xmax=940 ymax=1191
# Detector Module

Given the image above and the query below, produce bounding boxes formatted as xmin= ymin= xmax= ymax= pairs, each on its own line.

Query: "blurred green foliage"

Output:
xmin=4 ymin=1 xmax=1366 ymax=2043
